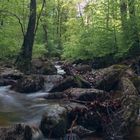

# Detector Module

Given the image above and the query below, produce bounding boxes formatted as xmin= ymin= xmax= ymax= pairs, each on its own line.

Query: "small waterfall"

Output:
xmin=55 ymin=64 xmax=66 ymax=75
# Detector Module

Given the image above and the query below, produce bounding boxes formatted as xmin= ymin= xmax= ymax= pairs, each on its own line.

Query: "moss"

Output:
xmin=112 ymin=64 xmax=128 ymax=70
xmin=130 ymin=77 xmax=140 ymax=93
xmin=74 ymin=75 xmax=91 ymax=88
xmin=74 ymin=75 xmax=83 ymax=87
xmin=130 ymin=77 xmax=140 ymax=85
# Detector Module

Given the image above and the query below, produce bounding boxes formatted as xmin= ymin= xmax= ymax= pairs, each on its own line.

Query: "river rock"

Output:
xmin=75 ymin=64 xmax=92 ymax=74
xmin=13 ymin=75 xmax=44 ymax=93
xmin=104 ymin=77 xmax=139 ymax=140
xmin=40 ymin=104 xmax=67 ymax=138
xmin=0 ymin=67 xmax=23 ymax=86
xmin=0 ymin=78 xmax=16 ymax=86
xmin=83 ymin=65 xmax=127 ymax=91
xmin=120 ymin=78 xmax=139 ymax=129
xmin=49 ymin=76 xmax=91 ymax=92
xmin=31 ymin=59 xmax=57 ymax=75
xmin=0 ymin=68 xmax=23 ymax=80
xmin=0 ymin=124 xmax=32 ymax=140
xmin=44 ymin=75 xmax=63 ymax=84
xmin=130 ymin=76 xmax=140 ymax=94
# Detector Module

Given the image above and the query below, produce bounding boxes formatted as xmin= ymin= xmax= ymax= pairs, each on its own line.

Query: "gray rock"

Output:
xmin=13 ymin=75 xmax=44 ymax=93
xmin=40 ymin=105 xmax=67 ymax=138
xmin=0 ymin=124 xmax=43 ymax=140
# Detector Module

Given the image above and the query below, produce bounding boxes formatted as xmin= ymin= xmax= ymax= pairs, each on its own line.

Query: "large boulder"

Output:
xmin=120 ymin=78 xmax=139 ymax=130
xmin=0 ymin=67 xmax=23 ymax=86
xmin=31 ymin=59 xmax=57 ymax=75
xmin=0 ymin=68 xmax=23 ymax=80
xmin=104 ymin=77 xmax=139 ymax=140
xmin=42 ymin=61 xmax=57 ymax=75
xmin=40 ymin=104 xmax=67 ymax=138
xmin=75 ymin=64 xmax=92 ymax=74
xmin=0 ymin=78 xmax=16 ymax=86
xmin=13 ymin=75 xmax=44 ymax=93
xmin=130 ymin=76 xmax=140 ymax=94
xmin=82 ymin=65 xmax=127 ymax=91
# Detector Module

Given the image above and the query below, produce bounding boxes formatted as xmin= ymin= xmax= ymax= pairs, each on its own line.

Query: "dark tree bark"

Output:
xmin=120 ymin=0 xmax=140 ymax=58
xmin=56 ymin=0 xmax=62 ymax=50
xmin=127 ymin=0 xmax=140 ymax=56
xmin=120 ymin=0 xmax=129 ymax=46
xmin=16 ymin=0 xmax=36 ymax=73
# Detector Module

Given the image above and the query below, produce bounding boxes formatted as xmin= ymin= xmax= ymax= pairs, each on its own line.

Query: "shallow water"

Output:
xmin=0 ymin=85 xmax=139 ymax=140
xmin=0 ymin=86 xmax=60 ymax=126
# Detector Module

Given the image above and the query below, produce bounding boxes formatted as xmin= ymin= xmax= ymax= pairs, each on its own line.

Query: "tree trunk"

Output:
xmin=127 ymin=0 xmax=140 ymax=56
xmin=16 ymin=0 xmax=36 ymax=73
xmin=56 ymin=0 xmax=62 ymax=50
xmin=120 ymin=0 xmax=140 ymax=58
xmin=120 ymin=0 xmax=129 ymax=47
xmin=42 ymin=24 xmax=49 ymax=50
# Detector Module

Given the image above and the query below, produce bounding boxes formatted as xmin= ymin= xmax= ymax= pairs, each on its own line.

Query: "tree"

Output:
xmin=120 ymin=0 xmax=129 ymax=48
xmin=120 ymin=0 xmax=140 ymax=58
xmin=127 ymin=0 xmax=140 ymax=56
xmin=15 ymin=0 xmax=36 ymax=73
xmin=15 ymin=0 xmax=45 ymax=73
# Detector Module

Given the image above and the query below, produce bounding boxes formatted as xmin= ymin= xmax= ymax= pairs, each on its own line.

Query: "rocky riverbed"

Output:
xmin=0 ymin=58 xmax=140 ymax=140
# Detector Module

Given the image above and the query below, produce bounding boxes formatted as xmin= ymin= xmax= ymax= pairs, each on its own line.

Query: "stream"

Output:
xmin=0 ymin=63 xmax=65 ymax=126
xmin=0 ymin=85 xmax=64 ymax=127
xmin=0 ymin=64 xmax=139 ymax=140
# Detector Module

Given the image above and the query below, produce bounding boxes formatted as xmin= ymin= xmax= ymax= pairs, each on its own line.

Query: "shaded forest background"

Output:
xmin=0 ymin=0 xmax=139 ymax=63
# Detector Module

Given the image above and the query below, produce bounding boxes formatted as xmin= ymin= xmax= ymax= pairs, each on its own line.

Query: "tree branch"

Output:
xmin=34 ymin=0 xmax=46 ymax=34
xmin=0 ymin=10 xmax=25 ymax=37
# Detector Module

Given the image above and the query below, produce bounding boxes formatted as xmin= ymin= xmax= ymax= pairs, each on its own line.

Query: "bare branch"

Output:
xmin=77 ymin=2 xmax=85 ymax=27
xmin=0 ymin=10 xmax=25 ymax=37
xmin=34 ymin=0 xmax=46 ymax=34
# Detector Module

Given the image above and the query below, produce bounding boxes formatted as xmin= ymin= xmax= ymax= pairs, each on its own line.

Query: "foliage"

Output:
xmin=0 ymin=0 xmax=139 ymax=61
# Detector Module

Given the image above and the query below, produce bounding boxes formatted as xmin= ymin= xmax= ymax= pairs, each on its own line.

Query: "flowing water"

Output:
xmin=0 ymin=86 xmax=60 ymax=126
xmin=0 ymin=64 xmax=139 ymax=140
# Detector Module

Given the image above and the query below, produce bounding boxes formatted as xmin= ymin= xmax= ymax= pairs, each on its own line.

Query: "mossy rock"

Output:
xmin=104 ymin=77 xmax=139 ymax=140
xmin=49 ymin=76 xmax=91 ymax=92
xmin=13 ymin=75 xmax=44 ymax=93
xmin=31 ymin=59 xmax=57 ymax=75
xmin=89 ymin=64 xmax=127 ymax=91
xmin=40 ymin=105 xmax=67 ymax=138
xmin=130 ymin=76 xmax=140 ymax=94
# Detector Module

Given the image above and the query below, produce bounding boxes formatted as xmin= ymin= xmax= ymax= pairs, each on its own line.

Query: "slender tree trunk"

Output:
xmin=16 ymin=0 xmax=36 ymax=73
xmin=106 ymin=0 xmax=110 ymax=29
xmin=42 ymin=24 xmax=49 ymax=49
xmin=127 ymin=0 xmax=140 ymax=56
xmin=120 ymin=0 xmax=129 ymax=47
xmin=56 ymin=0 xmax=62 ymax=49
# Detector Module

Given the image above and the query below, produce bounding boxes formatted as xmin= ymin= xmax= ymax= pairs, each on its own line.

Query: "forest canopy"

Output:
xmin=0 ymin=0 xmax=139 ymax=62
